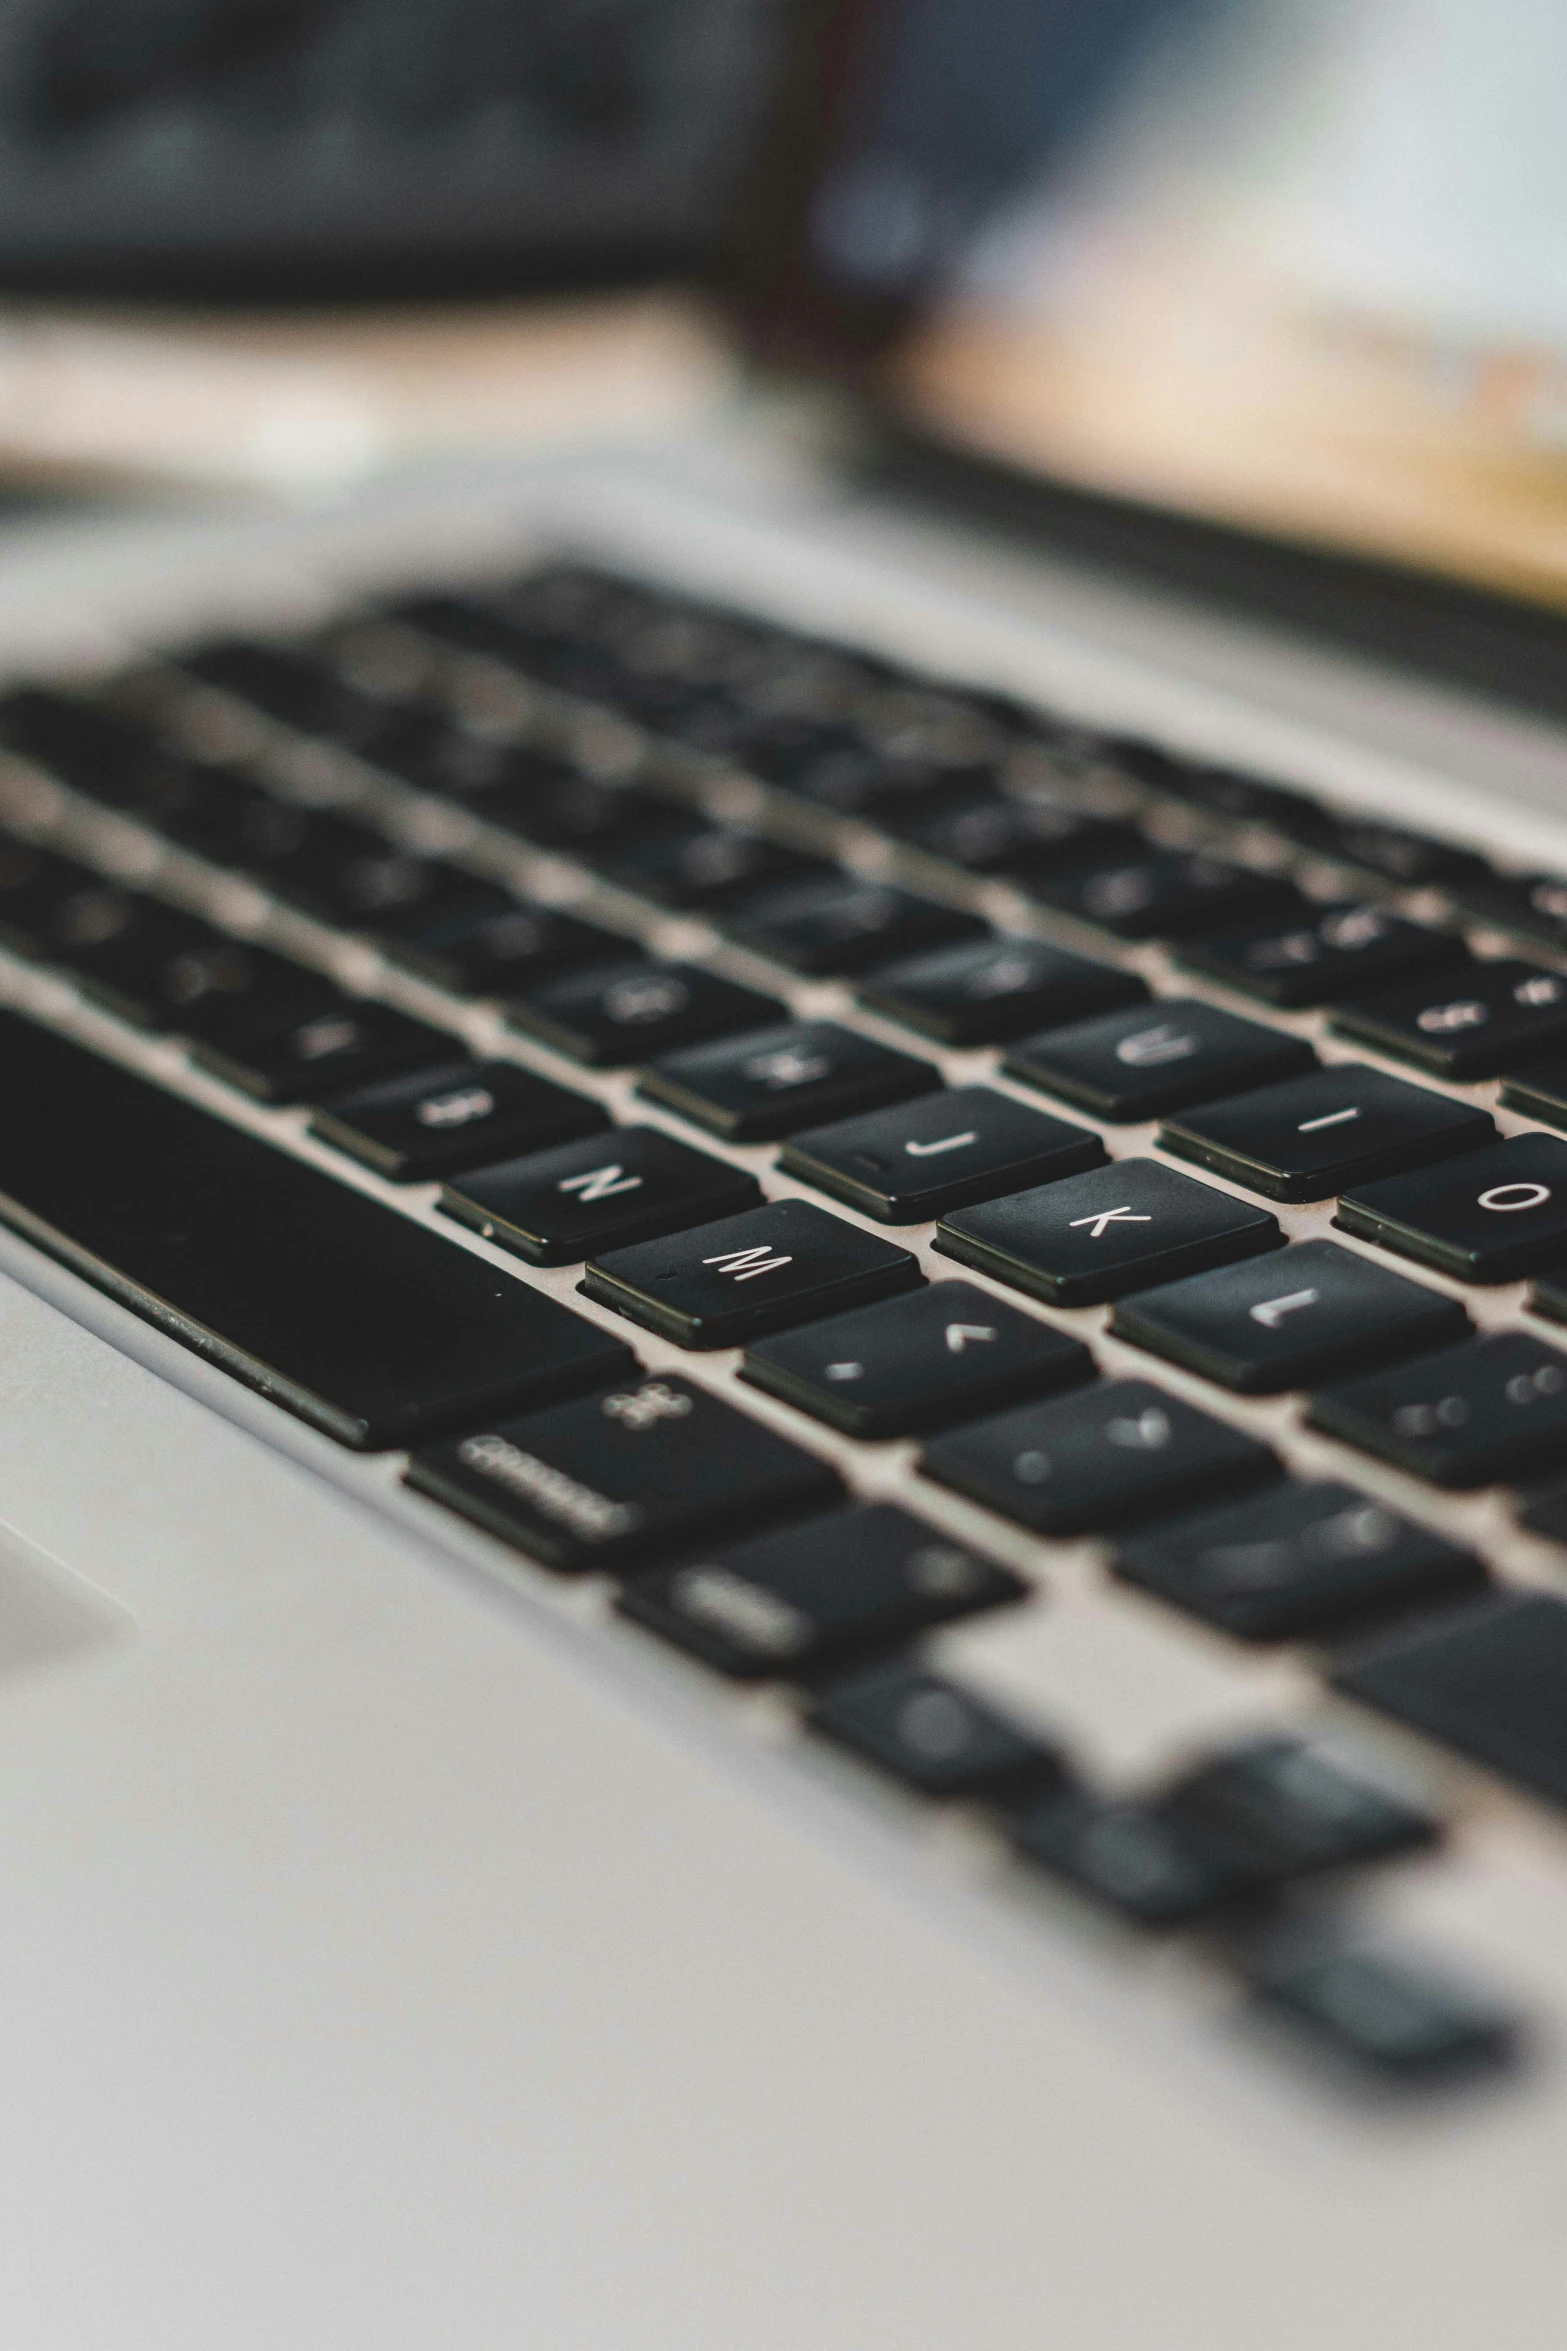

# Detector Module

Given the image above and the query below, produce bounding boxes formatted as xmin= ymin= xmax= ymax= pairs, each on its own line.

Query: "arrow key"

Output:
xmin=779 ymin=1084 xmax=1105 ymax=1222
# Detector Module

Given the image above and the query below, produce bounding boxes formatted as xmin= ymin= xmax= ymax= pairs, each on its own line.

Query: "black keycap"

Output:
xmin=0 ymin=690 xmax=198 ymax=815
xmin=1450 ymin=870 xmax=1567 ymax=950
xmin=779 ymin=1085 xmax=1105 ymax=1223
xmin=0 ymin=839 xmax=101 ymax=956
xmin=1004 ymin=998 xmax=1313 ymax=1123
xmin=743 ymin=1279 xmax=1093 ymax=1438
xmin=807 ymin=1660 xmax=1063 ymax=1799
xmin=1159 ymin=1063 xmax=1495 ymax=1203
xmin=180 ymin=638 xmax=370 ymax=738
xmin=583 ymin=1197 xmax=922 ymax=1349
xmin=1333 ymin=1590 xmax=1567 ymax=1808
xmin=859 ymin=934 xmax=1148 ymax=1046
xmin=407 ymin=1374 xmax=841 ymax=1572
xmin=1110 ymin=1239 xmax=1469 ymax=1394
xmin=1115 ymin=1480 xmax=1483 ymax=1642
xmin=638 ymin=1019 xmax=940 ymax=1142
xmin=1014 ymin=1791 xmax=1258 ymax=1926
xmin=1331 ymin=960 xmax=1567 ymax=1080
xmin=617 ymin=1504 xmax=1026 ymax=1679
xmin=476 ymin=768 xmax=682 ymax=857
xmin=266 ymin=826 xmax=488 ymax=933
xmin=1532 ymin=1270 xmax=1567 ymax=1338
xmin=600 ymin=825 xmax=832 ymax=910
xmin=1335 ymin=1133 xmax=1567 ymax=1282
xmin=1163 ymin=1739 xmax=1437 ymax=1880
xmin=923 ymin=1379 xmax=1277 ymax=1536
xmin=159 ymin=778 xmax=319 ymax=872
xmin=378 ymin=901 xmax=627 ymax=997
xmin=1310 ymin=1332 xmax=1567 ymax=1485
xmin=1325 ymin=818 xmax=1490 ymax=892
xmin=1499 ymin=1058 xmax=1567 ymax=1135
xmin=1518 ymin=1480 xmax=1567 ymax=1547
xmin=154 ymin=936 xmax=337 ymax=1034
xmin=1248 ymin=1941 xmax=1517 ymax=2083
xmin=896 ymin=793 xmax=1137 ymax=877
xmin=506 ymin=959 xmax=782 ymax=1066
xmin=936 ymin=1158 xmax=1282 ymax=1308
xmin=1026 ymin=850 xmax=1298 ymax=939
xmin=308 ymin=1058 xmax=606 ymax=1182
xmin=1178 ymin=904 xmax=1464 ymax=1008
xmin=188 ymin=993 xmax=455 ymax=1105
xmin=42 ymin=893 xmax=231 ymax=1028
xmin=440 ymin=1126 xmax=760 ymax=1264
xmin=0 ymin=1010 xmax=632 ymax=1448
xmin=723 ymin=876 xmax=985 ymax=977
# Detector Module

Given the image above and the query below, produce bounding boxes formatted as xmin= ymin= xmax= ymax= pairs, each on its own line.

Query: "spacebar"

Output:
xmin=0 ymin=1013 xmax=635 ymax=1449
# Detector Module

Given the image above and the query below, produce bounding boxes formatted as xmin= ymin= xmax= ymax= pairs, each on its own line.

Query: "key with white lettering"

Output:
xmin=937 ymin=1157 xmax=1281 ymax=1307
xmin=1331 ymin=959 xmax=1567 ymax=1080
xmin=1110 ymin=1238 xmax=1469 ymax=1392
xmin=440 ymin=1126 xmax=760 ymax=1264
xmin=310 ymin=1057 xmax=608 ymax=1182
xmin=857 ymin=934 xmax=1148 ymax=1046
xmin=743 ymin=1278 xmax=1093 ymax=1437
xmin=637 ymin=1018 xmax=939 ymax=1141
xmin=1004 ymin=997 xmax=1312 ymax=1122
xmin=582 ymin=1196 xmax=923 ymax=1348
xmin=778 ymin=1084 xmax=1104 ymax=1222
xmin=1309 ymin=1332 xmax=1567 ymax=1486
xmin=1335 ymin=1133 xmax=1567 ymax=1282
xmin=506 ymin=956 xmax=782 ymax=1066
xmin=1160 ymin=1063 xmax=1495 ymax=1201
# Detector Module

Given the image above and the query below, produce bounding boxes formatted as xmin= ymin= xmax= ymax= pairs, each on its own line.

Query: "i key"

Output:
xmin=779 ymin=1085 xmax=1105 ymax=1222
xmin=1334 ymin=1133 xmax=1567 ymax=1282
xmin=440 ymin=1127 xmax=760 ymax=1263
xmin=1004 ymin=997 xmax=1312 ymax=1122
xmin=1160 ymin=1063 xmax=1495 ymax=1202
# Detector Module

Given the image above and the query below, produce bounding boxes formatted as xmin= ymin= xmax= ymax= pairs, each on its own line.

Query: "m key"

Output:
xmin=583 ymin=1197 xmax=922 ymax=1347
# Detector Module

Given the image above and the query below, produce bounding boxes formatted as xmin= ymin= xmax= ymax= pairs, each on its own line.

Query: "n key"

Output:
xmin=440 ymin=1127 xmax=759 ymax=1263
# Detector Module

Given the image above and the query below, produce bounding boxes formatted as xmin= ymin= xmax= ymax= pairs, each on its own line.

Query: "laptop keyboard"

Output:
xmin=0 ymin=556 xmax=1564 ymax=2087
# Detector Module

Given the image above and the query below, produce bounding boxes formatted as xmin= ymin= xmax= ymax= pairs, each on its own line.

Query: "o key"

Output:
xmin=1336 ymin=1134 xmax=1567 ymax=1283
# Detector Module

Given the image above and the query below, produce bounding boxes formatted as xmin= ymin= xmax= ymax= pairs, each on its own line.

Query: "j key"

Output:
xmin=1499 ymin=1058 xmax=1567 ymax=1136
xmin=1160 ymin=1062 xmax=1495 ymax=1203
xmin=638 ymin=1018 xmax=940 ymax=1142
xmin=1331 ymin=960 xmax=1567 ymax=1080
xmin=1110 ymin=1239 xmax=1469 ymax=1393
xmin=1115 ymin=1480 xmax=1483 ymax=1643
xmin=779 ymin=1085 xmax=1106 ymax=1223
xmin=1333 ymin=1590 xmax=1567 ymax=1809
xmin=1013 ymin=1791 xmax=1258 ymax=1926
xmin=742 ymin=1279 xmax=1093 ymax=1438
xmin=807 ymin=1660 xmax=1064 ymax=1801
xmin=1178 ymin=904 xmax=1464 ymax=1008
xmin=583 ymin=1197 xmax=922 ymax=1350
xmin=506 ymin=959 xmax=782 ymax=1067
xmin=1247 ymin=1940 xmax=1517 ymax=2083
xmin=858 ymin=934 xmax=1148 ymax=1046
xmin=1025 ymin=850 xmax=1298 ymax=940
xmin=378 ymin=900 xmax=626 ymax=997
xmin=936 ymin=1157 xmax=1281 ymax=1308
xmin=407 ymin=1375 xmax=841 ymax=1573
xmin=600 ymin=825 xmax=832 ymax=910
xmin=1450 ymin=870 xmax=1567 ymax=951
xmin=1334 ymin=1133 xmax=1567 ymax=1282
xmin=188 ymin=993 xmax=455 ymax=1105
xmin=1163 ymin=1739 xmax=1438 ymax=1880
xmin=1310 ymin=1332 xmax=1567 ymax=1486
xmin=1004 ymin=998 xmax=1313 ymax=1123
xmin=723 ymin=876 xmax=985 ymax=977
xmin=617 ymin=1504 xmax=1026 ymax=1679
xmin=922 ymin=1379 xmax=1277 ymax=1536
xmin=0 ymin=1010 xmax=632 ymax=1448
xmin=894 ymin=792 xmax=1138 ymax=877
xmin=308 ymin=1058 xmax=606 ymax=1182
xmin=440 ymin=1126 xmax=759 ymax=1264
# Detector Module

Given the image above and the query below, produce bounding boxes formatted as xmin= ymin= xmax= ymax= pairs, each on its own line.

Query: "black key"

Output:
xmin=1325 ymin=818 xmax=1490 ymax=892
xmin=1004 ymin=998 xmax=1313 ymax=1123
xmin=407 ymin=1374 xmax=841 ymax=1572
xmin=0 ymin=1010 xmax=632 ymax=1447
xmin=859 ymin=934 xmax=1147 ymax=1046
xmin=158 ymin=778 xmax=319 ymax=872
xmin=0 ymin=839 xmax=101 ymax=957
xmin=599 ymin=825 xmax=832 ymax=910
xmin=743 ymin=1280 xmax=1093 ymax=1438
xmin=1027 ymin=850 xmax=1298 ymax=939
xmin=262 ymin=821 xmax=486 ymax=931
xmin=936 ymin=1158 xmax=1282 ymax=1309
xmin=308 ymin=1059 xmax=606 ymax=1182
xmin=440 ymin=1127 xmax=759 ymax=1264
xmin=1331 ymin=960 xmax=1567 ymax=1080
xmin=378 ymin=901 xmax=627 ymax=997
xmin=506 ymin=960 xmax=782 ymax=1067
xmin=1499 ymin=1058 xmax=1567 ymax=1135
xmin=1163 ymin=1738 xmax=1437 ymax=1880
xmin=923 ymin=1379 xmax=1277 ymax=1536
xmin=1115 ymin=1480 xmax=1483 ymax=1642
xmin=1248 ymin=1940 xmax=1517 ymax=2083
xmin=1110 ymin=1239 xmax=1469 ymax=1393
xmin=1518 ymin=1480 xmax=1567 ymax=1547
xmin=180 ymin=639 xmax=371 ymax=739
xmin=155 ymin=937 xmax=337 ymax=1034
xmin=188 ymin=993 xmax=454 ymax=1104
xmin=1160 ymin=1063 xmax=1495 ymax=1203
xmin=1333 ymin=1590 xmax=1567 ymax=1808
xmin=617 ymin=1504 xmax=1026 ymax=1679
xmin=1335 ymin=1133 xmax=1567 ymax=1282
xmin=638 ymin=1019 xmax=940 ymax=1142
xmin=779 ymin=1085 xmax=1105 ymax=1223
xmin=807 ymin=1660 xmax=1063 ymax=1800
xmin=1014 ymin=1791 xmax=1258 ymax=1926
xmin=475 ymin=767 xmax=682 ymax=857
xmin=724 ymin=877 xmax=985 ymax=977
xmin=1310 ymin=1332 xmax=1567 ymax=1485
xmin=1532 ymin=1269 xmax=1567 ymax=1337
xmin=1450 ymin=870 xmax=1567 ymax=950
xmin=0 ymin=690 xmax=200 ymax=816
xmin=896 ymin=793 xmax=1137 ymax=877
xmin=1178 ymin=904 xmax=1464 ymax=1008
xmin=40 ymin=892 xmax=229 ymax=1028
xmin=583 ymin=1197 xmax=922 ymax=1349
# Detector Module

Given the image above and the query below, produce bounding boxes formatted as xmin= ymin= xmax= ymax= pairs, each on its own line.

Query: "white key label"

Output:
xmin=1115 ymin=1023 xmax=1200 ymax=1068
xmin=704 ymin=1244 xmax=794 ymax=1282
xmin=1297 ymin=1106 xmax=1361 ymax=1134
xmin=944 ymin=1323 xmax=997 ymax=1353
xmin=1249 ymin=1287 xmax=1321 ymax=1329
xmin=1068 ymin=1205 xmax=1152 ymax=1239
xmin=1478 ymin=1182 xmax=1552 ymax=1214
xmin=904 ymin=1130 xmax=979 ymax=1158
xmin=559 ymin=1164 xmax=643 ymax=1202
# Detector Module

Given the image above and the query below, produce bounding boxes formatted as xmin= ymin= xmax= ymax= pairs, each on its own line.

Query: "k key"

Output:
xmin=778 ymin=1085 xmax=1104 ymax=1222
xmin=440 ymin=1126 xmax=760 ymax=1263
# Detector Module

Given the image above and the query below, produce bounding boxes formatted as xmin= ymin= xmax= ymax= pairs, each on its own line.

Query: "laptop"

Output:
xmin=4 ymin=6 xmax=1567 ymax=2345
